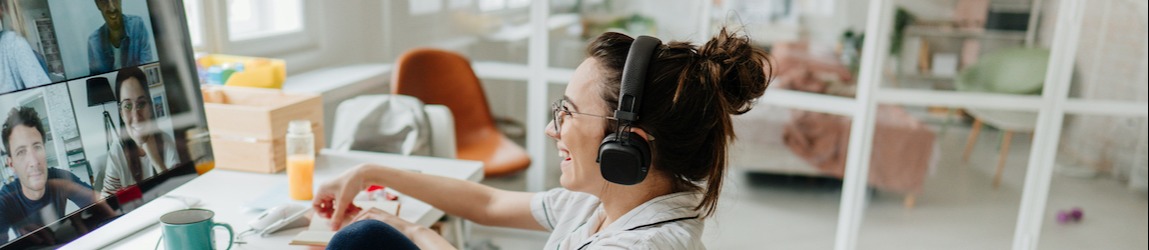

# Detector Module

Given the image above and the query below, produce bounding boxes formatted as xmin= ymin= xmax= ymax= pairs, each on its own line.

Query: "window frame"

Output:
xmin=184 ymin=0 xmax=319 ymax=57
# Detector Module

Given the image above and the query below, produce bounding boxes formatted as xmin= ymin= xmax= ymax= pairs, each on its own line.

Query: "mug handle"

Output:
xmin=214 ymin=223 xmax=235 ymax=250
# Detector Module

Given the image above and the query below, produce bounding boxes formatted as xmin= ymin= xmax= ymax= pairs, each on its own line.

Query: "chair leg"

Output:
xmin=903 ymin=194 xmax=916 ymax=209
xmin=963 ymin=118 xmax=983 ymax=163
xmin=993 ymin=130 xmax=1014 ymax=189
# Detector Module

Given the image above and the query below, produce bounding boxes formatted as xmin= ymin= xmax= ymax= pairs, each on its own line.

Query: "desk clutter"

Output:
xmin=201 ymin=86 xmax=325 ymax=173
xmin=196 ymin=54 xmax=286 ymax=88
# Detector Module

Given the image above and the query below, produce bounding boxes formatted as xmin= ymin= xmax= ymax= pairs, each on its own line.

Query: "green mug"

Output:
xmin=159 ymin=208 xmax=234 ymax=250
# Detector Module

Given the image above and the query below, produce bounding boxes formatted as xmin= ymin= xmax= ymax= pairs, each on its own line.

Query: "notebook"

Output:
xmin=289 ymin=200 xmax=401 ymax=246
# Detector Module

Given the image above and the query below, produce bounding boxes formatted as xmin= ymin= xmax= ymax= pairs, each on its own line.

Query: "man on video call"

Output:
xmin=88 ymin=0 xmax=155 ymax=74
xmin=0 ymin=107 xmax=100 ymax=243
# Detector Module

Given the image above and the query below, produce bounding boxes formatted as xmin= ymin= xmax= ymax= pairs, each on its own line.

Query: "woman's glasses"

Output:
xmin=120 ymin=98 xmax=151 ymax=112
xmin=551 ymin=99 xmax=616 ymax=133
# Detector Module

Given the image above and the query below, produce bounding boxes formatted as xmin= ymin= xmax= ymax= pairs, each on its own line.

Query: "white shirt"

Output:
xmin=531 ymin=188 xmax=706 ymax=250
xmin=101 ymin=134 xmax=180 ymax=197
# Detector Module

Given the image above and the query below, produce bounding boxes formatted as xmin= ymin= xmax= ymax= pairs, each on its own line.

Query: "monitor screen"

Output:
xmin=1 ymin=0 xmax=211 ymax=248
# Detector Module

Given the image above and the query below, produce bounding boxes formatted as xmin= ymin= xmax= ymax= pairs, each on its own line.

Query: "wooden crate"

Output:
xmin=202 ymin=86 xmax=324 ymax=173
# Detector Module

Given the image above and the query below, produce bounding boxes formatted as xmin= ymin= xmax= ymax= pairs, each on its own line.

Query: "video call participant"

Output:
xmin=88 ymin=0 xmax=155 ymax=75
xmin=0 ymin=107 xmax=100 ymax=243
xmin=0 ymin=0 xmax=51 ymax=93
xmin=314 ymin=28 xmax=772 ymax=249
xmin=101 ymin=66 xmax=178 ymax=197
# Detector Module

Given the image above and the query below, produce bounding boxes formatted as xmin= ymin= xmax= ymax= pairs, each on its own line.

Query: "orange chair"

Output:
xmin=391 ymin=48 xmax=531 ymax=177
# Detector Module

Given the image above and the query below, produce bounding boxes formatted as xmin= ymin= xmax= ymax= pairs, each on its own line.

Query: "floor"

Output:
xmin=467 ymin=125 xmax=1149 ymax=250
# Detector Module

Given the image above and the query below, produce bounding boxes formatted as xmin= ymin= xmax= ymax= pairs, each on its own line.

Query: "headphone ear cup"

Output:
xmin=597 ymin=132 xmax=651 ymax=185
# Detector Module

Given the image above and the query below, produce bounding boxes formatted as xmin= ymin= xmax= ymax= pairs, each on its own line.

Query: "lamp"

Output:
xmin=87 ymin=77 xmax=118 ymax=185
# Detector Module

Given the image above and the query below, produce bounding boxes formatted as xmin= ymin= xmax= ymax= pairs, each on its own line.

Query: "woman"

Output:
xmin=100 ymin=66 xmax=178 ymax=197
xmin=313 ymin=28 xmax=771 ymax=249
xmin=1 ymin=0 xmax=51 ymax=93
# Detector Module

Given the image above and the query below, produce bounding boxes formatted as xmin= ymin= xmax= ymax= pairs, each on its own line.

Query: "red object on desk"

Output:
xmin=367 ymin=185 xmax=385 ymax=192
xmin=366 ymin=185 xmax=399 ymax=200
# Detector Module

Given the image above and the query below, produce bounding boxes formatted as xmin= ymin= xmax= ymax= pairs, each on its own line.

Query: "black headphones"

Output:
xmin=597 ymin=35 xmax=661 ymax=185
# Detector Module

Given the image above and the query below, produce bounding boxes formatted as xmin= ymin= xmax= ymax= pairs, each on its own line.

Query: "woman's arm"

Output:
xmin=7 ymin=33 xmax=52 ymax=88
xmin=361 ymin=164 xmax=544 ymax=230
xmin=316 ymin=164 xmax=545 ymax=231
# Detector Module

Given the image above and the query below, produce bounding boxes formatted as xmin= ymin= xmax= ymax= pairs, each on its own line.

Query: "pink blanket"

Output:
xmin=782 ymin=106 xmax=934 ymax=194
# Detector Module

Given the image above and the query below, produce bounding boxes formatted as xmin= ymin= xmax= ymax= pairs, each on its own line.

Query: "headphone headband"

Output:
xmin=615 ymin=36 xmax=661 ymax=125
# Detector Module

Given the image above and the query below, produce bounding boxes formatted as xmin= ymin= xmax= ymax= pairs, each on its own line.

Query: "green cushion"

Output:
xmin=955 ymin=48 xmax=1050 ymax=94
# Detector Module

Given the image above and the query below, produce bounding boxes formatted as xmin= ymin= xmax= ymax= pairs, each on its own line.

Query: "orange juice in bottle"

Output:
xmin=286 ymin=120 xmax=315 ymax=200
xmin=287 ymin=155 xmax=314 ymax=200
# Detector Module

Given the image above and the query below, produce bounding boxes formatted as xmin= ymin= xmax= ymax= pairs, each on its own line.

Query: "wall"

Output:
xmin=1041 ymin=0 xmax=1149 ymax=184
xmin=371 ymin=0 xmax=480 ymax=63
xmin=265 ymin=0 xmax=376 ymax=74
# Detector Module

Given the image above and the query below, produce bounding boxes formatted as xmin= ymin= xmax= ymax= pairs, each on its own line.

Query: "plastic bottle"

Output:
xmin=286 ymin=120 xmax=315 ymax=200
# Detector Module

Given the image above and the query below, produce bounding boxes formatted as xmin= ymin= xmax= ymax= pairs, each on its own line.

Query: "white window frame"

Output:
xmin=185 ymin=0 xmax=319 ymax=57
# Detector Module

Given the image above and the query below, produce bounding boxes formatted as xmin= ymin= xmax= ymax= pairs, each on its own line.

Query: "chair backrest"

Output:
xmin=423 ymin=104 xmax=457 ymax=158
xmin=956 ymin=48 xmax=1050 ymax=94
xmin=391 ymin=48 xmax=499 ymax=149
xmin=329 ymin=94 xmax=457 ymax=158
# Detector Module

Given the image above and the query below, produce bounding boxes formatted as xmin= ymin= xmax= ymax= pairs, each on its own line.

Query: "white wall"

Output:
xmin=1048 ymin=0 xmax=1149 ymax=180
xmin=66 ymin=72 xmax=121 ymax=177
xmin=240 ymin=0 xmax=379 ymax=75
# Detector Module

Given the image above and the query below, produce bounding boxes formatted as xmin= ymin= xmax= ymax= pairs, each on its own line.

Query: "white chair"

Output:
xmin=423 ymin=104 xmax=457 ymax=158
xmin=329 ymin=94 xmax=456 ymax=158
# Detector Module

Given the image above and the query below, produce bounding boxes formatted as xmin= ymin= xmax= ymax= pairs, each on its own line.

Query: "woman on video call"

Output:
xmin=313 ymin=28 xmax=773 ymax=249
xmin=0 ymin=0 xmax=51 ymax=94
xmin=101 ymin=66 xmax=178 ymax=197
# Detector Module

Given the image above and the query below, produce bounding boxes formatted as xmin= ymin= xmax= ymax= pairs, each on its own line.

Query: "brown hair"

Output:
xmin=587 ymin=28 xmax=772 ymax=218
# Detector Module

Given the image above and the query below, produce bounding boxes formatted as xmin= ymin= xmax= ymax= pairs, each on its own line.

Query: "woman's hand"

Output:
xmin=139 ymin=136 xmax=168 ymax=172
xmin=127 ymin=129 xmax=150 ymax=149
xmin=312 ymin=164 xmax=375 ymax=230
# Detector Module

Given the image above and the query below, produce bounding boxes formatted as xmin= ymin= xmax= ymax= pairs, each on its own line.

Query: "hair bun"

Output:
xmin=696 ymin=28 xmax=772 ymax=115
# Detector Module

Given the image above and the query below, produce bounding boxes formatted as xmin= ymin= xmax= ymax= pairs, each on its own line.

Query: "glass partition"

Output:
xmin=857 ymin=107 xmax=1036 ymax=249
xmin=1037 ymin=116 xmax=1148 ymax=250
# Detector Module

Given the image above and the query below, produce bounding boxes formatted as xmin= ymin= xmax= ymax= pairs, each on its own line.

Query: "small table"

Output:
xmin=65 ymin=149 xmax=483 ymax=249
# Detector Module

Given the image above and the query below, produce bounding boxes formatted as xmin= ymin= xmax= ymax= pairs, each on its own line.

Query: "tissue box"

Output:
xmin=202 ymin=86 xmax=324 ymax=173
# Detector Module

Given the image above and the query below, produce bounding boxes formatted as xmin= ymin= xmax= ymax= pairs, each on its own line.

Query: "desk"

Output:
xmin=65 ymin=149 xmax=482 ymax=249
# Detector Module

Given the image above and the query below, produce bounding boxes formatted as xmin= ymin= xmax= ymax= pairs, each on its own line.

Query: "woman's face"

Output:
xmin=546 ymin=58 xmax=613 ymax=193
xmin=118 ymin=77 xmax=154 ymax=143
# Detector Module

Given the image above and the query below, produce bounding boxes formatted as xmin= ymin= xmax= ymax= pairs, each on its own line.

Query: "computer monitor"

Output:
xmin=1 ymin=0 xmax=211 ymax=248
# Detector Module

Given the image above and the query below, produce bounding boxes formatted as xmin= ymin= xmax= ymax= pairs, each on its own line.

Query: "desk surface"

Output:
xmin=66 ymin=150 xmax=482 ymax=249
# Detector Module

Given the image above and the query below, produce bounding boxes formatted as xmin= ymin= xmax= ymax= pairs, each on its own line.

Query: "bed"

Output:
xmin=730 ymin=96 xmax=939 ymax=208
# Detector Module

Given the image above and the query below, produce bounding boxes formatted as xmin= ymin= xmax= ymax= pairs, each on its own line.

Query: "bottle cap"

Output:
xmin=288 ymin=120 xmax=311 ymax=134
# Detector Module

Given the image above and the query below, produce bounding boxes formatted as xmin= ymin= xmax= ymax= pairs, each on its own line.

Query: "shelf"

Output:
xmin=471 ymin=61 xmax=574 ymax=84
xmin=898 ymin=73 xmax=954 ymax=81
xmin=904 ymin=25 xmax=1026 ymax=40
xmin=759 ymin=89 xmax=857 ymax=116
xmin=875 ymin=88 xmax=1043 ymax=111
